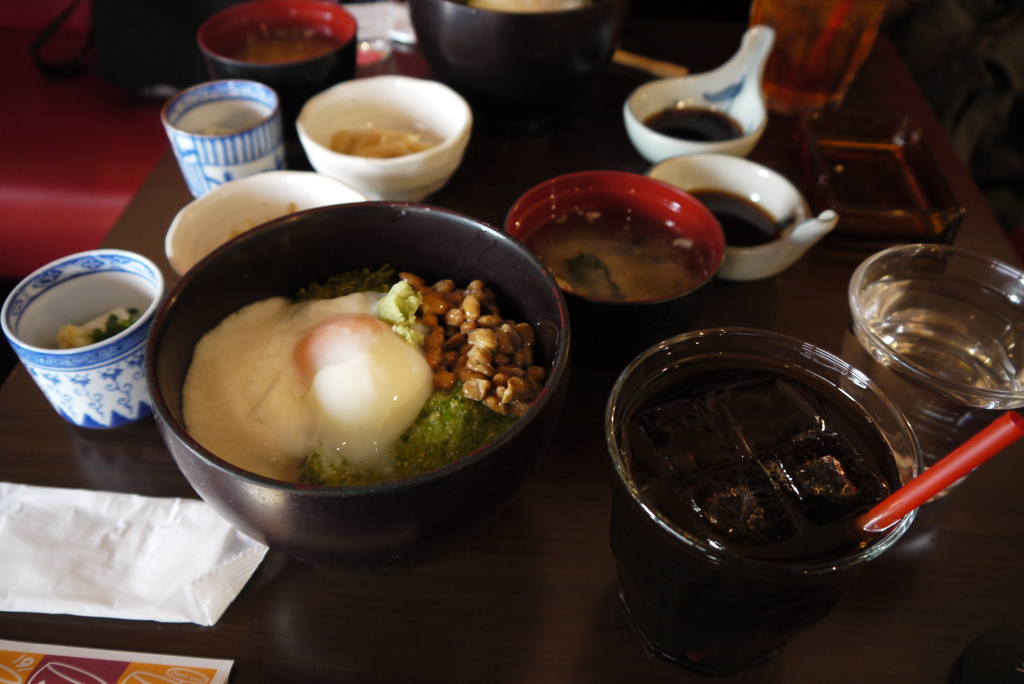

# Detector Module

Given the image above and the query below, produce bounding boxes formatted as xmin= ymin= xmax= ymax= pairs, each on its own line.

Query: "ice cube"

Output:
xmin=709 ymin=377 xmax=826 ymax=453
xmin=766 ymin=431 xmax=890 ymax=525
xmin=628 ymin=398 xmax=745 ymax=479
xmin=684 ymin=462 xmax=798 ymax=547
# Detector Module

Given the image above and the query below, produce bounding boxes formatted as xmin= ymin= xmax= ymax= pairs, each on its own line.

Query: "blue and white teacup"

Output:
xmin=161 ymin=79 xmax=285 ymax=198
xmin=1 ymin=250 xmax=165 ymax=428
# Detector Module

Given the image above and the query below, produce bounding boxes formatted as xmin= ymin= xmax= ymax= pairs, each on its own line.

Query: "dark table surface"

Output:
xmin=2 ymin=17 xmax=1023 ymax=684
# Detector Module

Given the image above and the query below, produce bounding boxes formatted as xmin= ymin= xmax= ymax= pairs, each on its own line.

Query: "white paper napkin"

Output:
xmin=0 ymin=482 xmax=268 ymax=626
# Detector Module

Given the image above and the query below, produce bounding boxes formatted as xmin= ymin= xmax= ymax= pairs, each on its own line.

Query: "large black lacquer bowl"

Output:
xmin=408 ymin=0 xmax=628 ymax=127
xmin=145 ymin=202 xmax=571 ymax=569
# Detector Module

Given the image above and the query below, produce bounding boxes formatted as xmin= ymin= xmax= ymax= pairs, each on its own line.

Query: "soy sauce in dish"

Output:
xmin=690 ymin=190 xmax=779 ymax=247
xmin=643 ymin=107 xmax=743 ymax=142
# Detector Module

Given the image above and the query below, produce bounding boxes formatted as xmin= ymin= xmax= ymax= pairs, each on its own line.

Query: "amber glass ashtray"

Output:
xmin=800 ymin=112 xmax=965 ymax=249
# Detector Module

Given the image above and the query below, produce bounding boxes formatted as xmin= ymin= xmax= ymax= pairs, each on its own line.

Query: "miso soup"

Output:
xmin=524 ymin=209 xmax=708 ymax=301
xmin=226 ymin=26 xmax=343 ymax=64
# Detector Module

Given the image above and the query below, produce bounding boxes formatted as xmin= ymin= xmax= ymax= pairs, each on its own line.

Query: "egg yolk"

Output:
xmin=295 ymin=314 xmax=433 ymax=468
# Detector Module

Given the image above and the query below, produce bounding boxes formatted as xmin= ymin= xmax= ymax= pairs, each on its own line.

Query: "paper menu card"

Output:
xmin=0 ymin=639 xmax=232 ymax=684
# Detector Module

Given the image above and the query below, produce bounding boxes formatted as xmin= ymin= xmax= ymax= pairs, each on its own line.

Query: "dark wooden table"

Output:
xmin=3 ymin=18 xmax=1022 ymax=683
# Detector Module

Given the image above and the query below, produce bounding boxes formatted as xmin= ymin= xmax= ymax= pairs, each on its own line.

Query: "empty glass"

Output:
xmin=343 ymin=0 xmax=398 ymax=64
xmin=845 ymin=243 xmax=1024 ymax=492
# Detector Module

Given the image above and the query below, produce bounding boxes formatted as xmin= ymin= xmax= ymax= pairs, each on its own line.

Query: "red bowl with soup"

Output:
xmin=198 ymin=0 xmax=358 ymax=138
xmin=506 ymin=170 xmax=725 ymax=370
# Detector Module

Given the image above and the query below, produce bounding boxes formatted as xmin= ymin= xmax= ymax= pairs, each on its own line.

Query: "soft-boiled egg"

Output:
xmin=181 ymin=291 xmax=432 ymax=481
xmin=295 ymin=313 xmax=433 ymax=467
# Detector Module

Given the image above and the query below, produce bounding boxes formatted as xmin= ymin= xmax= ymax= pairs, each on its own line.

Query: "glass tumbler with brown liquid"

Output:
xmin=749 ymin=0 xmax=887 ymax=114
xmin=606 ymin=328 xmax=922 ymax=675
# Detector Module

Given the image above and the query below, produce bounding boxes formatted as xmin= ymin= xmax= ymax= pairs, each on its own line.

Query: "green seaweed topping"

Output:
xmin=389 ymin=382 xmax=516 ymax=476
xmin=299 ymin=383 xmax=518 ymax=486
xmin=299 ymin=450 xmax=393 ymax=487
xmin=295 ymin=264 xmax=397 ymax=301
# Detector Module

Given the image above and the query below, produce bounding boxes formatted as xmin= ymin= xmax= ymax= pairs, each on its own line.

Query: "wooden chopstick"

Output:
xmin=613 ymin=49 xmax=690 ymax=78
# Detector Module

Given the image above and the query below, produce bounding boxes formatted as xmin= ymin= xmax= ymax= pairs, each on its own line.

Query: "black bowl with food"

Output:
xmin=506 ymin=170 xmax=725 ymax=371
xmin=145 ymin=202 xmax=570 ymax=569
xmin=408 ymin=0 xmax=628 ymax=127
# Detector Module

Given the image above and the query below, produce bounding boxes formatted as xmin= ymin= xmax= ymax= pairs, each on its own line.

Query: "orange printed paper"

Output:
xmin=0 ymin=640 xmax=231 ymax=684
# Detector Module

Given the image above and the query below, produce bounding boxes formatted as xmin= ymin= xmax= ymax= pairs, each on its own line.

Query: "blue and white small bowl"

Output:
xmin=624 ymin=25 xmax=774 ymax=164
xmin=161 ymin=79 xmax=285 ymax=198
xmin=1 ymin=250 xmax=165 ymax=429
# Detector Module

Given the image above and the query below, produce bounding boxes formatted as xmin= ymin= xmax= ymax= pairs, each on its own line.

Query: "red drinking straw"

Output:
xmin=799 ymin=0 xmax=855 ymax=89
xmin=856 ymin=411 xmax=1024 ymax=534
xmin=806 ymin=0 xmax=853 ymax=62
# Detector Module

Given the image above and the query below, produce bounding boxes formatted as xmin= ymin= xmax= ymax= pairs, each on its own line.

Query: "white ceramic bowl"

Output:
xmin=1 ymin=249 xmax=164 ymax=428
xmin=624 ymin=26 xmax=773 ymax=164
xmin=165 ymin=170 xmax=367 ymax=275
xmin=297 ymin=75 xmax=473 ymax=201
xmin=649 ymin=153 xmax=837 ymax=281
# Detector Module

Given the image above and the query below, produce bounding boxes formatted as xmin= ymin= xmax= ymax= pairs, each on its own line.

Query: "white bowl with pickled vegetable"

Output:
xmin=2 ymin=249 xmax=164 ymax=428
xmin=145 ymin=202 xmax=570 ymax=569
xmin=296 ymin=75 xmax=473 ymax=201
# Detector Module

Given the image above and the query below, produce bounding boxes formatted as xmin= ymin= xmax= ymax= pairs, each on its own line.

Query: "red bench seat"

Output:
xmin=0 ymin=0 xmax=169 ymax=279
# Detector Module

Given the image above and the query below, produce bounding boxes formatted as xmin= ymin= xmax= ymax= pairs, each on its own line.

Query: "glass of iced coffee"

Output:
xmin=605 ymin=328 xmax=922 ymax=675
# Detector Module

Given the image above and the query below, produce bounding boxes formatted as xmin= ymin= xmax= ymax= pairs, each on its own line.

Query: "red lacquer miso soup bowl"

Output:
xmin=197 ymin=0 xmax=358 ymax=136
xmin=506 ymin=170 xmax=725 ymax=370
